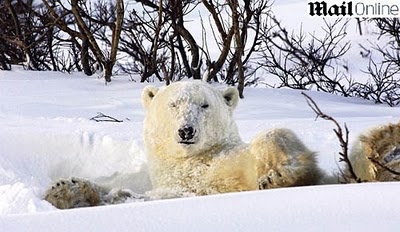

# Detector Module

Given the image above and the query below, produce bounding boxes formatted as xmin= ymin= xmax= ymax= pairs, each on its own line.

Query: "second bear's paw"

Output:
xmin=44 ymin=178 xmax=102 ymax=209
xmin=258 ymin=169 xmax=287 ymax=189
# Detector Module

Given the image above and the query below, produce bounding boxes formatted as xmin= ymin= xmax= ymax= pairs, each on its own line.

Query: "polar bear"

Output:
xmin=348 ymin=122 xmax=400 ymax=182
xmin=141 ymin=81 xmax=324 ymax=195
xmin=44 ymin=81 xmax=324 ymax=209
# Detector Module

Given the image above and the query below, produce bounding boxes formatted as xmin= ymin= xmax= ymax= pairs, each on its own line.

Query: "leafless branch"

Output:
xmin=302 ymin=92 xmax=362 ymax=183
xmin=368 ymin=157 xmax=400 ymax=176
xmin=90 ymin=112 xmax=123 ymax=123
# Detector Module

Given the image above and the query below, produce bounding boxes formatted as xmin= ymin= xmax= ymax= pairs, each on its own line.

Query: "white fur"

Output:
xmin=142 ymin=81 xmax=323 ymax=196
xmin=44 ymin=81 xmax=324 ymax=209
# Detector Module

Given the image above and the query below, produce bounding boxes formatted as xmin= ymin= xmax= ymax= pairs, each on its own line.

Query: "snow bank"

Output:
xmin=2 ymin=183 xmax=400 ymax=231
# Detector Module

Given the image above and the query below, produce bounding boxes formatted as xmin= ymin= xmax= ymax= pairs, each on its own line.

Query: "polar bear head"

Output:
xmin=142 ymin=81 xmax=242 ymax=158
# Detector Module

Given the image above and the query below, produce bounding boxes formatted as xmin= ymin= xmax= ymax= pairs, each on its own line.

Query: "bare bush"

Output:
xmin=3 ymin=0 xmax=370 ymax=99
xmin=202 ymin=0 xmax=272 ymax=97
xmin=18 ymin=0 xmax=125 ymax=82
xmin=352 ymin=18 xmax=400 ymax=107
xmin=64 ymin=0 xmax=124 ymax=82
xmin=259 ymin=17 xmax=352 ymax=96
xmin=0 ymin=0 xmax=127 ymax=81
xmin=118 ymin=0 xmax=193 ymax=83
xmin=0 ymin=0 xmax=55 ymax=70
xmin=373 ymin=18 xmax=400 ymax=67
xmin=118 ymin=0 xmax=271 ymax=98
xmin=350 ymin=59 xmax=400 ymax=106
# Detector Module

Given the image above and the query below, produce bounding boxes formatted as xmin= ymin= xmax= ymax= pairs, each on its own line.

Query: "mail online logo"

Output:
xmin=308 ymin=0 xmax=400 ymax=17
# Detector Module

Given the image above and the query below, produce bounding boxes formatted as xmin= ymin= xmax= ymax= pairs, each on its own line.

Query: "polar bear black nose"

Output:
xmin=178 ymin=126 xmax=195 ymax=141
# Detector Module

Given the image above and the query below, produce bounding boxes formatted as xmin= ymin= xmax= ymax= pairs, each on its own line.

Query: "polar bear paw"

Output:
xmin=44 ymin=177 xmax=148 ymax=209
xmin=44 ymin=178 xmax=102 ymax=209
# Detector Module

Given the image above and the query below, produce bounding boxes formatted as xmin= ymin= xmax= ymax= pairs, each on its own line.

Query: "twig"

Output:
xmin=368 ymin=157 xmax=400 ymax=176
xmin=90 ymin=112 xmax=123 ymax=123
xmin=302 ymin=92 xmax=362 ymax=183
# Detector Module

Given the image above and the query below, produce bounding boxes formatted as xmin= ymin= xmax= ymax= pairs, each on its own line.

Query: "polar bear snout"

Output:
xmin=178 ymin=126 xmax=197 ymax=144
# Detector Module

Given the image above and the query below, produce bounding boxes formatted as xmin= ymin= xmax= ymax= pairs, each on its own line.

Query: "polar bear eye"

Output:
xmin=170 ymin=102 xmax=177 ymax=108
xmin=201 ymin=103 xmax=209 ymax=109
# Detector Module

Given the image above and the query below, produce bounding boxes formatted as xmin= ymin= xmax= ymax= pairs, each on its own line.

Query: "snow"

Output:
xmin=2 ymin=183 xmax=400 ymax=232
xmin=2 ymin=0 xmax=400 ymax=231
xmin=2 ymin=69 xmax=400 ymax=231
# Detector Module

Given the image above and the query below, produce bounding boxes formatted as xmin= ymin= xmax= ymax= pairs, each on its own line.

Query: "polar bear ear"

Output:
xmin=222 ymin=87 xmax=239 ymax=110
xmin=142 ymin=85 xmax=159 ymax=109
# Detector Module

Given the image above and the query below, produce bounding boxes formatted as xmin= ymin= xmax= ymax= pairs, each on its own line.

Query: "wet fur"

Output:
xmin=349 ymin=122 xmax=400 ymax=182
xmin=44 ymin=81 xmax=325 ymax=209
